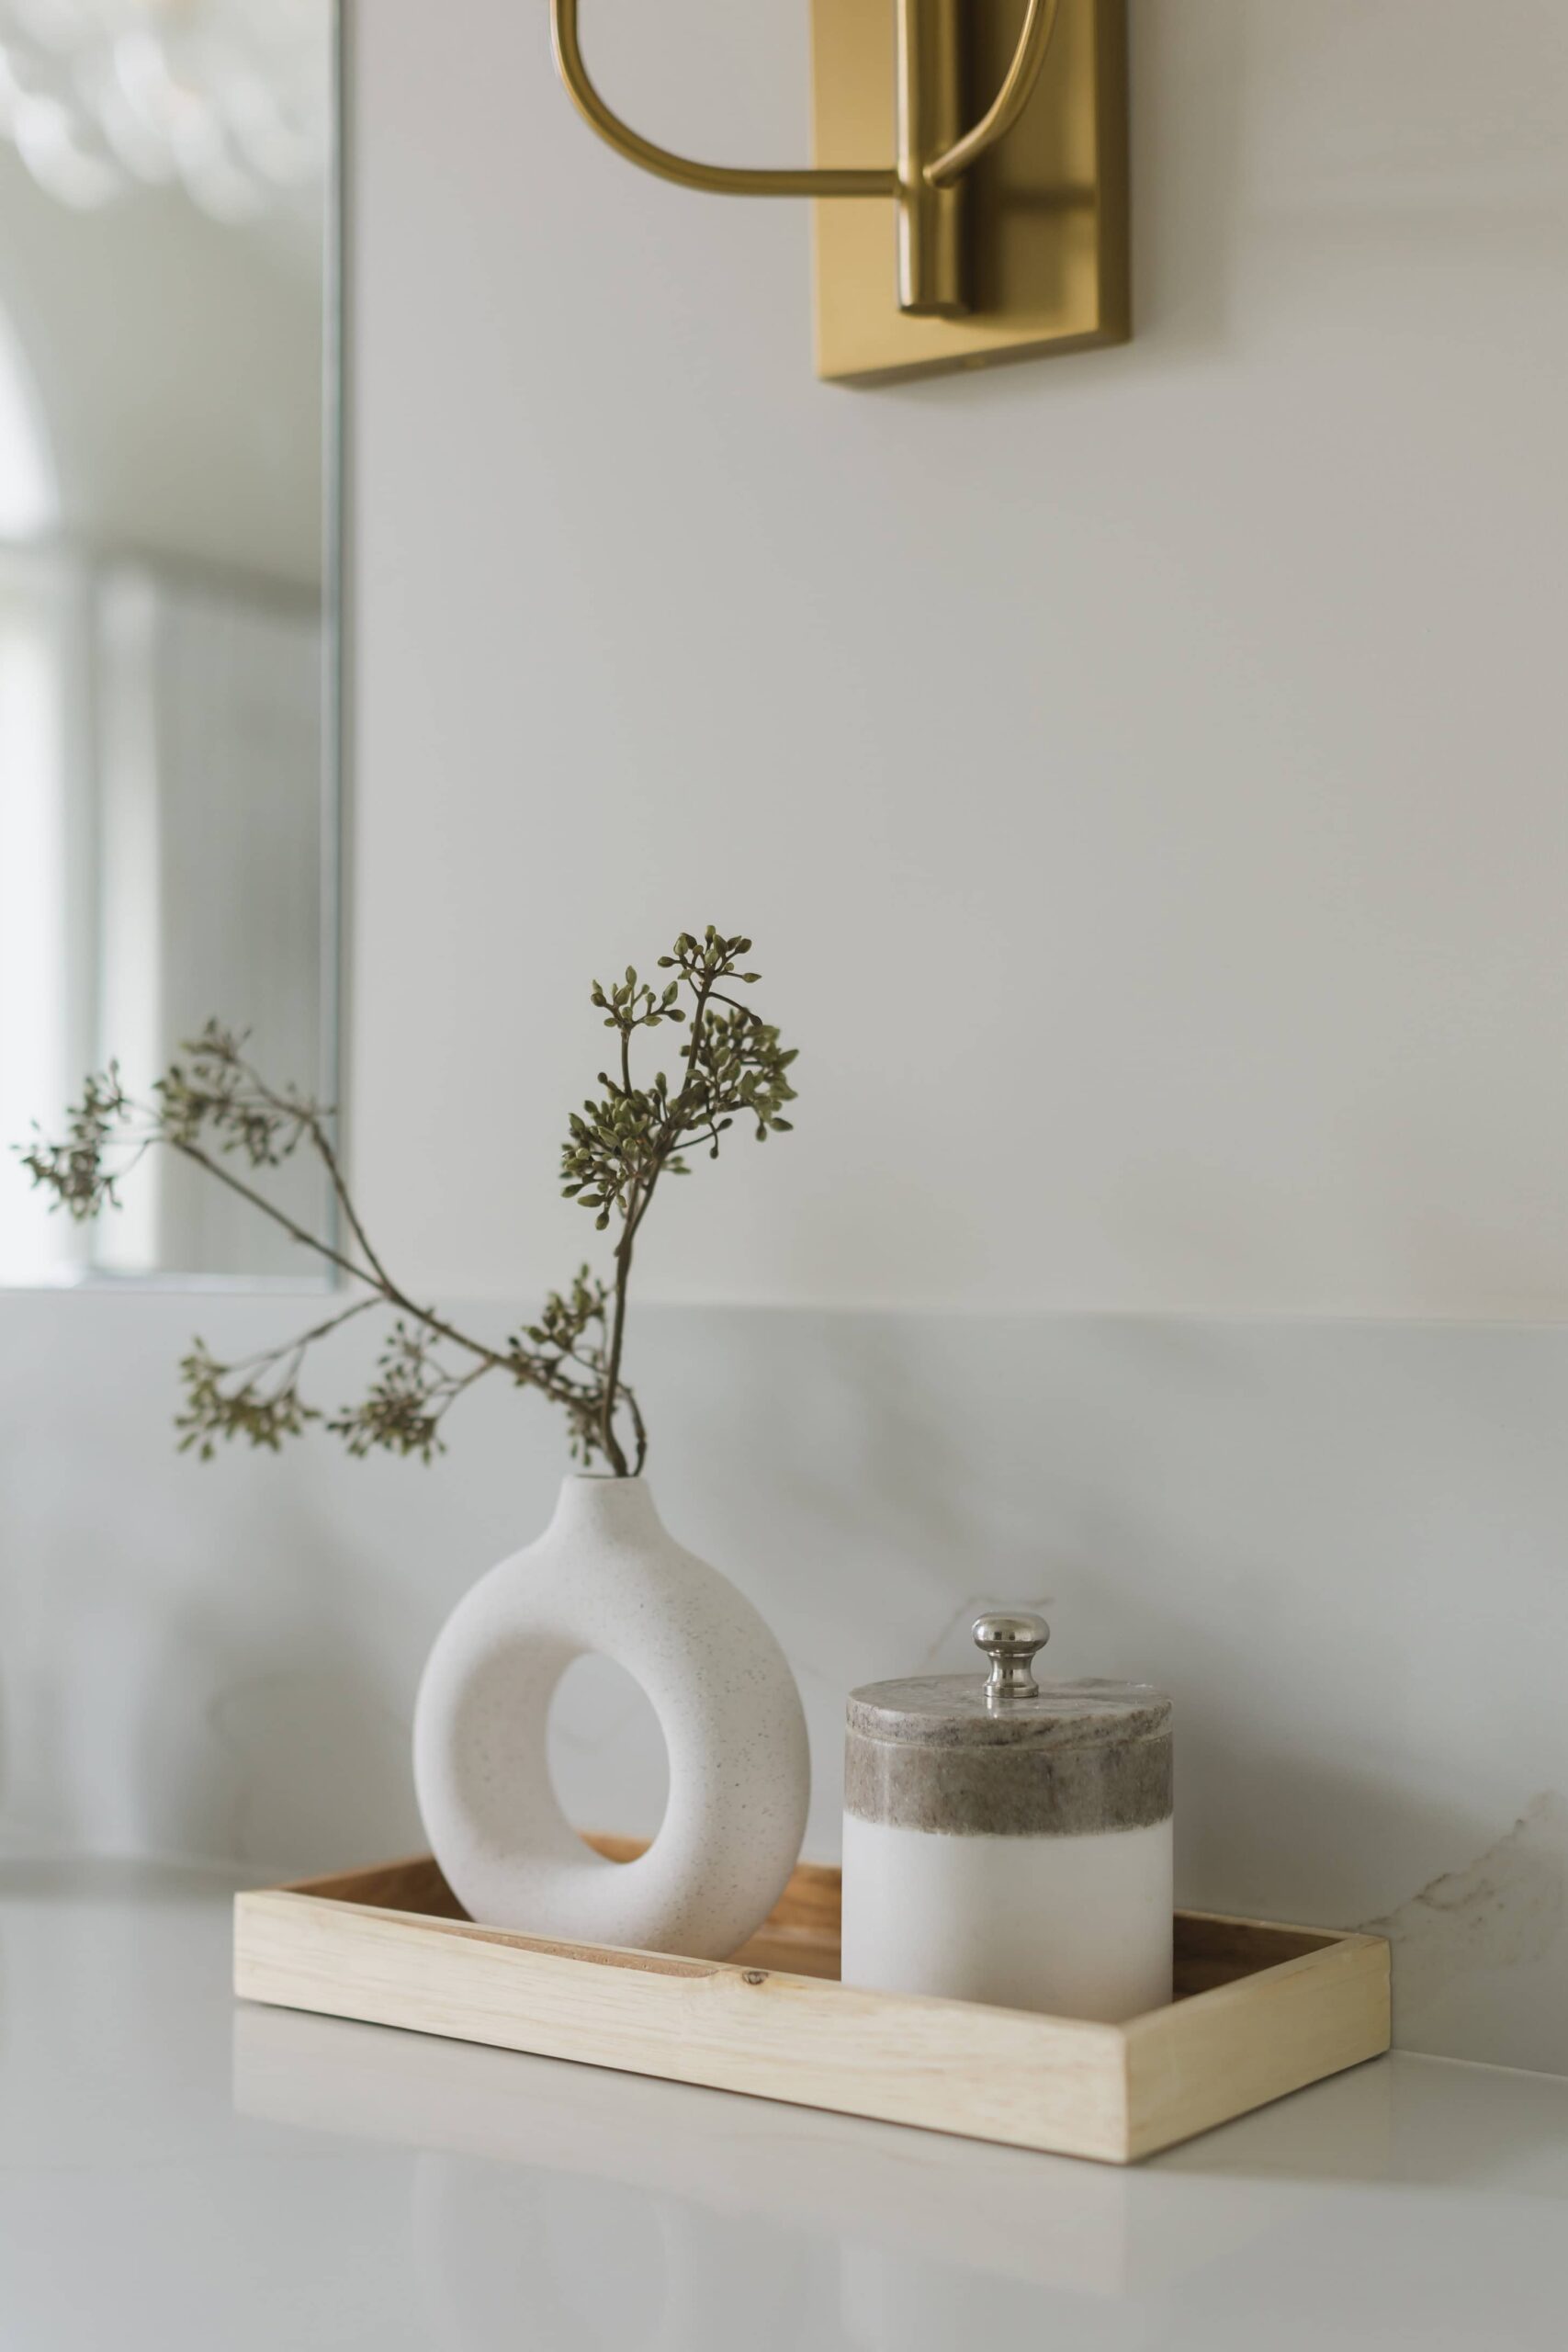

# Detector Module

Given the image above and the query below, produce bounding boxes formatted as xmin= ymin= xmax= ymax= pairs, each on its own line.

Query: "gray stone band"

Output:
xmin=844 ymin=1725 xmax=1174 ymax=1837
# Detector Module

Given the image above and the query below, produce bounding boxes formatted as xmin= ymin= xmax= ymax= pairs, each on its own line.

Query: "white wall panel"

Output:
xmin=348 ymin=0 xmax=1568 ymax=1317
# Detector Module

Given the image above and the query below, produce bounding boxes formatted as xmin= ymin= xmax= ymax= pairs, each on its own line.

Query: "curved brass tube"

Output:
xmin=550 ymin=0 xmax=897 ymax=199
xmin=925 ymin=0 xmax=1062 ymax=188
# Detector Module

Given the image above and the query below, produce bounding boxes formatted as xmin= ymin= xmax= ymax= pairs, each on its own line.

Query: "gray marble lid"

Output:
xmin=846 ymin=1673 xmax=1173 ymax=1750
xmin=845 ymin=1633 xmax=1174 ymax=1837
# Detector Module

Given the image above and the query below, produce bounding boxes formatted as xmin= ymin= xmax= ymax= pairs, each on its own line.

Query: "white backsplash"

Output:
xmin=2 ymin=1288 xmax=1564 ymax=2075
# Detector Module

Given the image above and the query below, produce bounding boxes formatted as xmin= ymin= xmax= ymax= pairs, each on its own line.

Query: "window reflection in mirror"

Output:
xmin=0 ymin=1 xmax=336 ymax=1282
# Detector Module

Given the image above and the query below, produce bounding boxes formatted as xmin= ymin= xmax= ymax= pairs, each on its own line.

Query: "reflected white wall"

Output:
xmin=0 ymin=579 xmax=65 ymax=1276
xmin=0 ymin=294 xmax=52 ymax=539
xmin=0 ymin=35 xmax=332 ymax=1282
xmin=94 ymin=565 xmax=325 ymax=1277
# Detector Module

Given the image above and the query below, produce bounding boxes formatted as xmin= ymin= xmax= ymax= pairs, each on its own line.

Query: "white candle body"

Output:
xmin=840 ymin=1812 xmax=1173 ymax=2021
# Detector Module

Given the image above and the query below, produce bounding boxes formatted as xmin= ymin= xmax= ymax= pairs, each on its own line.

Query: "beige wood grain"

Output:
xmin=1170 ymin=1911 xmax=1335 ymax=1997
xmin=234 ymin=1890 xmax=1131 ymax=2161
xmin=284 ymin=1856 xmax=465 ymax=1916
xmin=1124 ymin=1928 xmax=1391 ymax=2159
xmin=232 ymin=1853 xmax=1390 ymax=2164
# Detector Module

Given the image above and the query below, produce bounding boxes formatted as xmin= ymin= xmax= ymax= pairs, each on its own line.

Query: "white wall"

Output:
xmin=350 ymin=0 xmax=1568 ymax=1318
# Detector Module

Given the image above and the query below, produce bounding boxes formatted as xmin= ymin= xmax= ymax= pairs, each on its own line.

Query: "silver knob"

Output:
xmin=972 ymin=1611 xmax=1050 ymax=1705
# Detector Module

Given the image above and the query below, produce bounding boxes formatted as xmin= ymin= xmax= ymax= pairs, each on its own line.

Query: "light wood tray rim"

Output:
xmin=233 ymin=1845 xmax=1391 ymax=2164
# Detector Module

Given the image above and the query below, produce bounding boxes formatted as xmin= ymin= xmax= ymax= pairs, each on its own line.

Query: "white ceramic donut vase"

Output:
xmin=412 ymin=1475 xmax=810 ymax=1960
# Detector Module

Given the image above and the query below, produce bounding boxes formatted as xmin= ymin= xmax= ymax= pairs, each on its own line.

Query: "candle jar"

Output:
xmin=840 ymin=1613 xmax=1173 ymax=2021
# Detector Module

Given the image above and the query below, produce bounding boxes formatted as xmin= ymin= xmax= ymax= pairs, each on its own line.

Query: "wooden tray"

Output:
xmin=233 ymin=1835 xmax=1390 ymax=2165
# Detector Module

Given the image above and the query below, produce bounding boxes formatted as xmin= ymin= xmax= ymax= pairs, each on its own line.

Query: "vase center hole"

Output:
xmin=547 ymin=1654 xmax=670 ymax=1856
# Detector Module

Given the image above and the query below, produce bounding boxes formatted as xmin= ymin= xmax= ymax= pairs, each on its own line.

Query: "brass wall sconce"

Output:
xmin=550 ymin=0 xmax=1129 ymax=385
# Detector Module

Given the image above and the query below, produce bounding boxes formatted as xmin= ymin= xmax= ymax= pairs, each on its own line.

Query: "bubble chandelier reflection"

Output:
xmin=0 ymin=0 xmax=328 ymax=220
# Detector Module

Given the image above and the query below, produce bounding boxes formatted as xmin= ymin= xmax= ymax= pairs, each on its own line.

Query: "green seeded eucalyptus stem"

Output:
xmin=15 ymin=928 xmax=797 ymax=1475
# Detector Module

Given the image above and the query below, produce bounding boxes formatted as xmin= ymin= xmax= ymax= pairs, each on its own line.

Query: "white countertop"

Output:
xmin=1 ymin=1853 xmax=1563 ymax=2350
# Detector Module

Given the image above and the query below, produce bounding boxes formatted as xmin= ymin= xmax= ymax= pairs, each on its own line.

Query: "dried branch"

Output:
xmin=17 ymin=930 xmax=798 ymax=1477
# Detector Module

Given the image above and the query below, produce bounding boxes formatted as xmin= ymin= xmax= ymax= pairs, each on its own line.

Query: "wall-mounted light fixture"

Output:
xmin=551 ymin=0 xmax=1128 ymax=385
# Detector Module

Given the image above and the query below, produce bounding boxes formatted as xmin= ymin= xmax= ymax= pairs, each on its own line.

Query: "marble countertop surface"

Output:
xmin=2 ymin=1850 xmax=1563 ymax=2350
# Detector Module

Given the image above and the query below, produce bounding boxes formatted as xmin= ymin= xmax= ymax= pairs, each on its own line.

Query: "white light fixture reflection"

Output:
xmin=0 ymin=0 xmax=329 ymax=222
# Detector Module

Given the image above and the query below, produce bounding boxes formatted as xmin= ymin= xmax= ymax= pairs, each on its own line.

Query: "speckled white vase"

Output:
xmin=412 ymin=1475 xmax=810 ymax=1960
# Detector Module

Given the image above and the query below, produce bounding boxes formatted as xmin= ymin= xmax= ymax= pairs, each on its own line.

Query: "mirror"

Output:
xmin=0 ymin=0 xmax=337 ymax=1282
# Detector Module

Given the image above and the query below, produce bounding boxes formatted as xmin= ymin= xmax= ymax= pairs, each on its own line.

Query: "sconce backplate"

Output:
xmin=811 ymin=0 xmax=1129 ymax=384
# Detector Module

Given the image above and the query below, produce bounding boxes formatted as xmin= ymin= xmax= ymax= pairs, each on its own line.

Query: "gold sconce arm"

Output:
xmin=925 ymin=0 xmax=1062 ymax=187
xmin=549 ymin=0 xmax=897 ymax=199
xmin=548 ymin=0 xmax=1111 ymax=363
